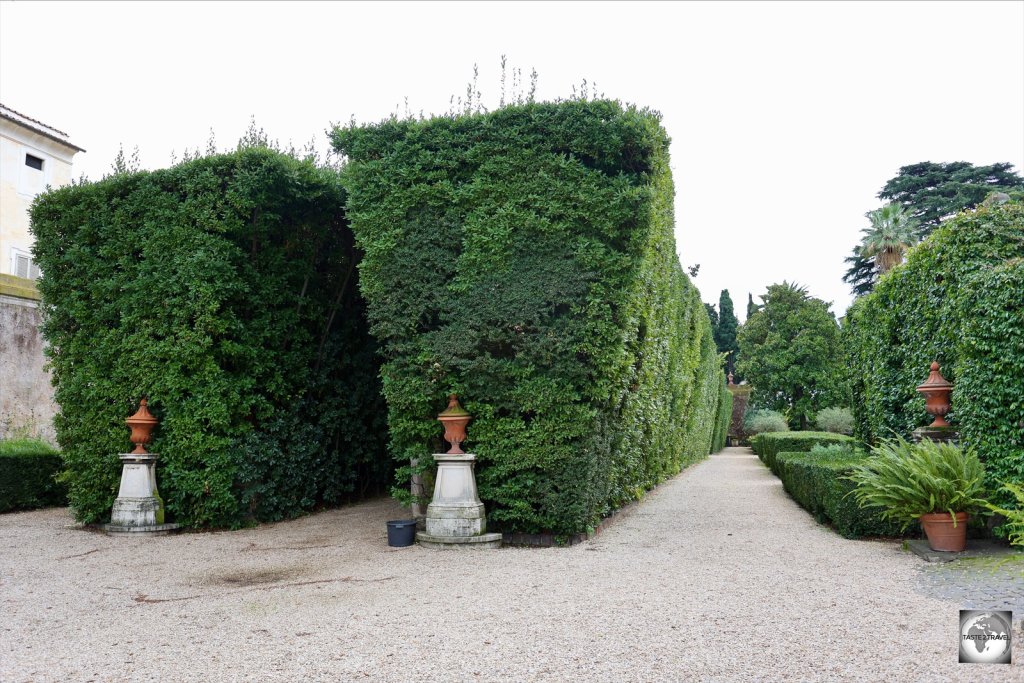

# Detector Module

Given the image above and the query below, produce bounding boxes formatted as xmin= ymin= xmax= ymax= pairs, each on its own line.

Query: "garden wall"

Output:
xmin=333 ymin=100 xmax=725 ymax=535
xmin=30 ymin=148 xmax=389 ymax=527
xmin=843 ymin=200 xmax=1024 ymax=509
xmin=0 ymin=276 xmax=57 ymax=443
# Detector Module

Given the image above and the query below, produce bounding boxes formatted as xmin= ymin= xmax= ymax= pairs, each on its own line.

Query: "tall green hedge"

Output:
xmin=30 ymin=148 xmax=389 ymax=527
xmin=843 ymin=200 xmax=1024 ymax=510
xmin=333 ymin=100 xmax=724 ymax=534
xmin=710 ymin=376 xmax=732 ymax=453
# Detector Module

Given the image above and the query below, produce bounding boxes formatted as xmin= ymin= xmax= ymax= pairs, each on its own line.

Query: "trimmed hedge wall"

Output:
xmin=333 ymin=100 xmax=725 ymax=534
xmin=843 ymin=200 xmax=1024 ymax=510
xmin=776 ymin=447 xmax=904 ymax=538
xmin=750 ymin=431 xmax=856 ymax=475
xmin=710 ymin=376 xmax=732 ymax=453
xmin=30 ymin=148 xmax=389 ymax=528
xmin=0 ymin=439 xmax=66 ymax=512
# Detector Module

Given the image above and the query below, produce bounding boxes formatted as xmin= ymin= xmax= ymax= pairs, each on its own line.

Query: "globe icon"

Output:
xmin=960 ymin=611 xmax=1011 ymax=664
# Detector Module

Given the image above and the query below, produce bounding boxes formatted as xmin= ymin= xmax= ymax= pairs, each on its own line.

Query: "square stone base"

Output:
xmin=416 ymin=532 xmax=502 ymax=549
xmin=111 ymin=496 xmax=162 ymax=527
xmin=102 ymin=523 xmax=180 ymax=536
xmin=425 ymin=502 xmax=487 ymax=536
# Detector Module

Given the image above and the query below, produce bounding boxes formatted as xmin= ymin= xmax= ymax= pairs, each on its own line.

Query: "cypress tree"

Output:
xmin=716 ymin=290 xmax=739 ymax=374
xmin=747 ymin=292 xmax=760 ymax=320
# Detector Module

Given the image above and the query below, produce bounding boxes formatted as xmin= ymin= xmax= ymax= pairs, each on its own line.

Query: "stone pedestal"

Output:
xmin=912 ymin=426 xmax=959 ymax=445
xmin=103 ymin=453 xmax=179 ymax=535
xmin=416 ymin=453 xmax=501 ymax=549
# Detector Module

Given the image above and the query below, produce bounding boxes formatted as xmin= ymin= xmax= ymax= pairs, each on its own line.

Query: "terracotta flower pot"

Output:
xmin=920 ymin=512 xmax=968 ymax=552
xmin=916 ymin=362 xmax=953 ymax=428
xmin=125 ymin=398 xmax=158 ymax=454
xmin=437 ymin=394 xmax=471 ymax=454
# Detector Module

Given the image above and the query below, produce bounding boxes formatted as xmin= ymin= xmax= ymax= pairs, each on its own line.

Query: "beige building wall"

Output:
xmin=0 ymin=105 xmax=83 ymax=278
xmin=0 ymin=106 xmax=82 ymax=444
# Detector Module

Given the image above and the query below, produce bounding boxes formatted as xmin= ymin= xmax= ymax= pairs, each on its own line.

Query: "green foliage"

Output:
xmin=744 ymin=409 xmax=789 ymax=436
xmin=776 ymin=445 xmax=904 ymax=538
xmin=858 ymin=203 xmax=919 ymax=273
xmin=987 ymin=482 xmax=1024 ymax=548
xmin=954 ymin=258 xmax=1024 ymax=514
xmin=746 ymin=292 xmax=759 ymax=320
xmin=332 ymin=100 xmax=726 ymax=534
xmin=879 ymin=161 xmax=1023 ymax=235
xmin=714 ymin=290 xmax=739 ymax=376
xmin=710 ymin=376 xmax=733 ymax=453
xmin=705 ymin=303 xmax=719 ymax=332
xmin=844 ymin=161 xmax=1023 ymax=296
xmin=0 ymin=438 xmax=66 ymax=512
xmin=846 ymin=437 xmax=988 ymax=530
xmin=750 ymin=431 xmax=855 ymax=475
xmin=814 ymin=407 xmax=854 ymax=435
xmin=843 ymin=200 xmax=1024 ymax=512
xmin=30 ymin=148 xmax=389 ymax=528
xmin=737 ymin=283 xmax=846 ymax=429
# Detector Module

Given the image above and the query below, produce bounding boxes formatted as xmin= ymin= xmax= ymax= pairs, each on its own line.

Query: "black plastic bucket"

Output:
xmin=386 ymin=519 xmax=417 ymax=547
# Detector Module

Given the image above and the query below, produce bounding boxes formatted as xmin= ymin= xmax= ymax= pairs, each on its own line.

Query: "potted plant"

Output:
xmin=846 ymin=437 xmax=988 ymax=552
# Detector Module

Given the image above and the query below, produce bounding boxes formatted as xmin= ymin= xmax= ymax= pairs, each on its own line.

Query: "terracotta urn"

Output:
xmin=125 ymin=398 xmax=158 ymax=454
xmin=920 ymin=512 xmax=968 ymax=552
xmin=916 ymin=361 xmax=953 ymax=428
xmin=437 ymin=394 xmax=471 ymax=454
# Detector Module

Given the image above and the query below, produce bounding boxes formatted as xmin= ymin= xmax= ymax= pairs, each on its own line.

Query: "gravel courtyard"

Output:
xmin=2 ymin=447 xmax=1020 ymax=682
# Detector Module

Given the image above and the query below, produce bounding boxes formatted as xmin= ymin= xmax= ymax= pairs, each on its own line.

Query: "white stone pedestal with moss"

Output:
xmin=416 ymin=453 xmax=501 ymax=549
xmin=102 ymin=453 xmax=179 ymax=535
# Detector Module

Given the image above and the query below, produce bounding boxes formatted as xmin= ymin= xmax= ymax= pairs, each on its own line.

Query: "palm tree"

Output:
xmin=858 ymin=203 xmax=919 ymax=274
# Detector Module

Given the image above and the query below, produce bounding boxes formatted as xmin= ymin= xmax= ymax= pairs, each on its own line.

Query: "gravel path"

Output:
xmin=2 ymin=447 xmax=1020 ymax=682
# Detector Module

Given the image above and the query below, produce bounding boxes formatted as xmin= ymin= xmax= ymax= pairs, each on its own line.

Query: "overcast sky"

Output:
xmin=2 ymin=1 xmax=1022 ymax=319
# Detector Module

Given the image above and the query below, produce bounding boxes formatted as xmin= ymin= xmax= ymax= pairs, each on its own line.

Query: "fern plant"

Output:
xmin=845 ymin=437 xmax=988 ymax=530
xmin=987 ymin=482 xmax=1024 ymax=547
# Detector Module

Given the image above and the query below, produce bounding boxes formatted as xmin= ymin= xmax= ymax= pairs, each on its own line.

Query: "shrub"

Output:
xmin=987 ymin=482 xmax=1024 ymax=548
xmin=846 ymin=437 xmax=988 ymax=531
xmin=332 ymin=100 xmax=727 ymax=534
xmin=843 ymin=200 xmax=1024 ymax=512
xmin=814 ymin=407 xmax=854 ymax=435
xmin=0 ymin=438 xmax=66 ymax=512
xmin=744 ymin=409 xmax=789 ymax=436
xmin=775 ymin=444 xmax=904 ymax=538
xmin=30 ymin=148 xmax=389 ymax=528
xmin=750 ymin=431 xmax=856 ymax=475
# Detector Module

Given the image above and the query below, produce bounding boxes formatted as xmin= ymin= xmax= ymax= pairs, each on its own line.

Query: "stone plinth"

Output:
xmin=416 ymin=453 xmax=500 ymax=549
xmin=912 ymin=426 xmax=959 ymax=445
xmin=102 ymin=453 xmax=179 ymax=535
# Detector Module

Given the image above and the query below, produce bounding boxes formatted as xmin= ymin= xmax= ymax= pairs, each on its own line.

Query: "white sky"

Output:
xmin=2 ymin=1 xmax=1022 ymax=319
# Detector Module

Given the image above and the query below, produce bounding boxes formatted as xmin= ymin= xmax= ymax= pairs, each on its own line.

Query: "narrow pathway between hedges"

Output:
xmin=2 ymin=447 xmax=1019 ymax=682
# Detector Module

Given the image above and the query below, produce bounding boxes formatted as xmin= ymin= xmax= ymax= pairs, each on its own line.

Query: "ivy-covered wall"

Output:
xmin=333 ymin=100 xmax=725 ymax=535
xmin=843 ymin=200 xmax=1024 ymax=510
xmin=30 ymin=148 xmax=390 ymax=527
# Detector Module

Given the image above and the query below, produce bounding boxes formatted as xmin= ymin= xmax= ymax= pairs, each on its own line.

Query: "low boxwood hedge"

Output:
xmin=0 ymin=439 xmax=66 ymax=512
xmin=776 ymin=446 xmax=905 ymax=538
xmin=750 ymin=431 xmax=856 ymax=475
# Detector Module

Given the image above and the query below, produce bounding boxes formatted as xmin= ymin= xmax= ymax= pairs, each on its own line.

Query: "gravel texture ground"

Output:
xmin=2 ymin=447 xmax=1021 ymax=682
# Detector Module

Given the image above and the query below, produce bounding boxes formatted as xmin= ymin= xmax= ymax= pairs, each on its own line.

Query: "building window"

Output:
xmin=11 ymin=250 xmax=40 ymax=280
xmin=25 ymin=153 xmax=44 ymax=171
